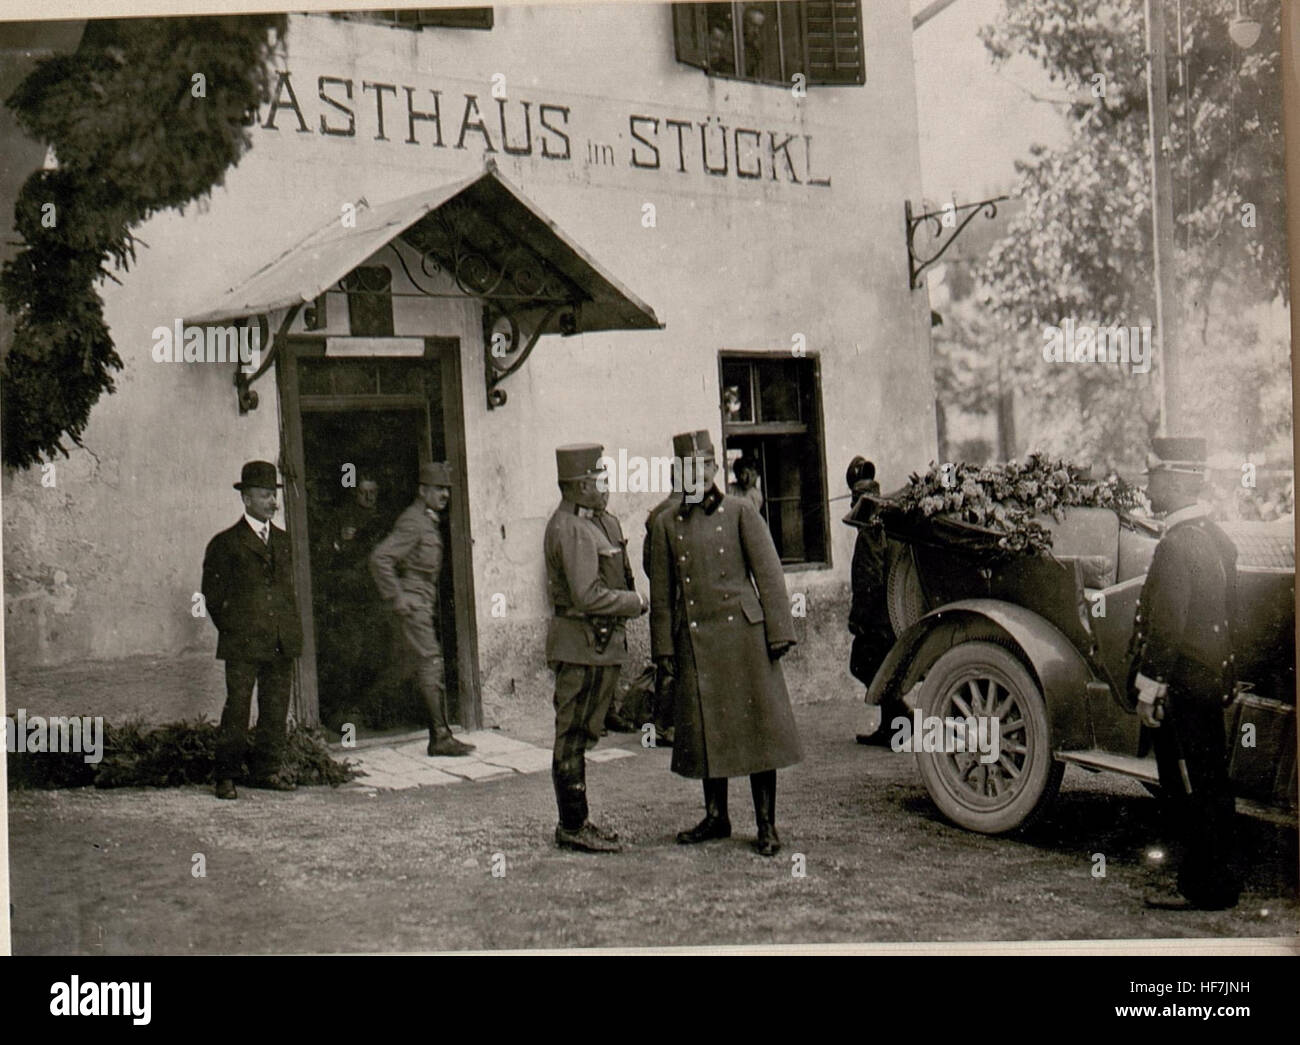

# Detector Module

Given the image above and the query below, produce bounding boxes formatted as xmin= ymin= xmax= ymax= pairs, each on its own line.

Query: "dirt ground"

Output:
xmin=7 ymin=696 xmax=1298 ymax=953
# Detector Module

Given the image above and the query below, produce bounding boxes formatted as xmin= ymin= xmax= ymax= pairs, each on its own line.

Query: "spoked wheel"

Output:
xmin=914 ymin=641 xmax=1063 ymax=834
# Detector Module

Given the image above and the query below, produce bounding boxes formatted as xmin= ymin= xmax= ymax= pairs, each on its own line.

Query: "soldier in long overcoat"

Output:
xmin=649 ymin=430 xmax=801 ymax=855
xmin=1130 ymin=437 xmax=1242 ymax=910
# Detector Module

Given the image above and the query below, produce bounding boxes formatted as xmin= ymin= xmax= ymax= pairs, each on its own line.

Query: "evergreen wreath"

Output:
xmin=1 ymin=15 xmax=287 ymax=469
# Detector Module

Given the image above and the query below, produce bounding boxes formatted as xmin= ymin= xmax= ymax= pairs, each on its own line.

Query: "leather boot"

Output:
xmin=751 ymin=770 xmax=780 ymax=856
xmin=553 ymin=764 xmax=621 ymax=853
xmin=421 ymin=664 xmax=474 ymax=756
xmin=676 ymin=777 xmax=731 ymax=843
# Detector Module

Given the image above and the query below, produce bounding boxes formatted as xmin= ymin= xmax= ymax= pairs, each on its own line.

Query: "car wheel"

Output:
xmin=914 ymin=641 xmax=1064 ymax=834
xmin=886 ymin=545 xmax=926 ymax=634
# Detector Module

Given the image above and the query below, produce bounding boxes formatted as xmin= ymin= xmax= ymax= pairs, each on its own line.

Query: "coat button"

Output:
xmin=1212 ymin=624 xmax=1219 ymax=633
xmin=718 ymin=548 xmax=724 ymax=554
xmin=690 ymin=621 xmax=697 ymax=629
xmin=680 ymin=555 xmax=687 ymax=562
xmin=727 ymin=615 xmax=734 ymax=621
xmin=685 ymin=576 xmax=691 ymax=583
xmin=689 ymin=599 xmax=695 ymax=605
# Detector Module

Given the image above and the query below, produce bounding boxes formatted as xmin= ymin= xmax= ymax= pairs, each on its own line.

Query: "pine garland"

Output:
xmin=1 ymin=15 xmax=287 ymax=469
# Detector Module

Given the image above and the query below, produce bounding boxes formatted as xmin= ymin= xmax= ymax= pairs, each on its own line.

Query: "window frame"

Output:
xmin=330 ymin=8 xmax=495 ymax=31
xmin=719 ymin=350 xmax=832 ymax=570
xmin=673 ymin=1 xmax=865 ymax=89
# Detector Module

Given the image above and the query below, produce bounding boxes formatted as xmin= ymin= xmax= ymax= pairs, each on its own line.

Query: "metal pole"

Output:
xmin=1145 ymin=0 xmax=1182 ymax=435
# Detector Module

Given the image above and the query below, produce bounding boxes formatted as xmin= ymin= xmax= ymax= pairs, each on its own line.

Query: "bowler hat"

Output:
xmin=1147 ymin=437 xmax=1208 ymax=475
xmin=671 ymin=430 xmax=715 ymax=460
xmin=419 ymin=462 xmax=453 ymax=488
xmin=233 ymin=460 xmax=281 ymax=490
xmin=555 ymin=444 xmax=605 ymax=481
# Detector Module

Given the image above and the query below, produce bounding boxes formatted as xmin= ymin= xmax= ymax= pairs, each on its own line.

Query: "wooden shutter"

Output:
xmin=673 ymin=3 xmax=708 ymax=71
xmin=412 ymin=8 xmax=495 ymax=30
xmin=802 ymin=0 xmax=865 ymax=85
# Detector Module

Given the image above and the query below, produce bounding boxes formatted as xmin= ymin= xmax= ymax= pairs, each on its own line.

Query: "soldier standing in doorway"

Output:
xmin=369 ymin=462 xmax=475 ymax=757
xmin=1130 ymin=437 xmax=1242 ymax=910
xmin=545 ymin=444 xmax=648 ymax=853
xmin=648 ymin=430 xmax=802 ymax=856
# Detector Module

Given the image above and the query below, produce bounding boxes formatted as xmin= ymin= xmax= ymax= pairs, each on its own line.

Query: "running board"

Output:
xmin=1055 ymin=749 xmax=1159 ymax=784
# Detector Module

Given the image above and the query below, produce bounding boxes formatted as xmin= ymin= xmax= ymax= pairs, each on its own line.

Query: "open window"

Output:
xmin=720 ymin=353 xmax=830 ymax=566
xmin=673 ymin=1 xmax=865 ymax=86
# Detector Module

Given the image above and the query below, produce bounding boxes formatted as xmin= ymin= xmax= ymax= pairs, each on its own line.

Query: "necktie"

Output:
xmin=259 ymin=524 xmax=269 ymax=544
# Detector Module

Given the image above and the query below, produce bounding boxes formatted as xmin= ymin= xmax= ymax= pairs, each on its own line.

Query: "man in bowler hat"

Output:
xmin=370 ymin=462 xmax=474 ymax=757
xmin=201 ymin=460 xmax=304 ymax=799
xmin=1130 ymin=436 xmax=1242 ymax=909
xmin=648 ymin=430 xmax=802 ymax=855
xmin=545 ymin=444 xmax=648 ymax=852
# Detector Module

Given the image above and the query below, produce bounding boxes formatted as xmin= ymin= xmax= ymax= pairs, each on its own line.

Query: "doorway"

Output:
xmin=278 ymin=338 xmax=481 ymax=734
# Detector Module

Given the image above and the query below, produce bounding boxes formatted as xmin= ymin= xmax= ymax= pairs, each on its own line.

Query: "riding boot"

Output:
xmin=676 ymin=777 xmax=731 ymax=843
xmin=751 ymin=770 xmax=781 ymax=856
xmin=553 ymin=761 xmax=621 ymax=852
xmin=421 ymin=661 xmax=474 ymax=756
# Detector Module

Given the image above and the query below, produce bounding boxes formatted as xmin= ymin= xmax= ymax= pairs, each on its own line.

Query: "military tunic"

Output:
xmin=1131 ymin=504 xmax=1241 ymax=907
xmin=369 ymin=500 xmax=445 ymax=663
xmin=544 ymin=499 xmax=643 ymax=829
xmin=649 ymin=486 xmax=802 ymax=779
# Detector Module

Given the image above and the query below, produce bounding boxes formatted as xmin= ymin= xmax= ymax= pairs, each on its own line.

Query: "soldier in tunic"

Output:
xmin=369 ymin=462 xmax=474 ymax=757
xmin=1129 ymin=437 xmax=1242 ymax=910
xmin=648 ymin=430 xmax=802 ymax=856
xmin=544 ymin=444 xmax=648 ymax=853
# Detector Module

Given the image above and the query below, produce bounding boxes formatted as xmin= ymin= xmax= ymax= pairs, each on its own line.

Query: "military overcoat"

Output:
xmin=649 ymin=486 xmax=802 ymax=778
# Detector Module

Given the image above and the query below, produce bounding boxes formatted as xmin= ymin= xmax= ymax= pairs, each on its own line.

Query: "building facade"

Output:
xmin=2 ymin=3 xmax=936 ymax=729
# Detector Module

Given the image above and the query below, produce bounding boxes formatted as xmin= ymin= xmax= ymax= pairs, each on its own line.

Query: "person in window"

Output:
xmin=729 ymin=455 xmax=764 ymax=514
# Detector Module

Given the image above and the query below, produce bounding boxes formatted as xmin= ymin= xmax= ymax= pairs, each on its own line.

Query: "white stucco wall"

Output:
xmin=3 ymin=3 xmax=934 ymax=719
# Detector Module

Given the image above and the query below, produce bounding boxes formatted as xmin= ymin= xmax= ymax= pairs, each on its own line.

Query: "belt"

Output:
xmin=402 ymin=567 xmax=438 ymax=578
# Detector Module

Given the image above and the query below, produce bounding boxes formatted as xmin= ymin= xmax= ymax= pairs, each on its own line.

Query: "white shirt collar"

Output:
xmin=244 ymin=512 xmax=271 ymax=538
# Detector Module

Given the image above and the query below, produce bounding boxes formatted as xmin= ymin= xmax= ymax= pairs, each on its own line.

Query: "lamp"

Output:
xmin=1229 ymin=0 xmax=1261 ymax=49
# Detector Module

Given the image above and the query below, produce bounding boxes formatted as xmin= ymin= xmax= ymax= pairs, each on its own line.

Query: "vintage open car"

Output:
xmin=846 ymin=494 xmax=1298 ymax=834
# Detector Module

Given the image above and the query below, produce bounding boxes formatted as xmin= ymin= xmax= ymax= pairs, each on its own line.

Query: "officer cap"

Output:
xmin=419 ymin=462 xmax=453 ymax=488
xmin=555 ymin=444 xmax=605 ymax=481
xmin=1148 ymin=437 xmax=1207 ymax=475
xmin=671 ymin=430 xmax=715 ymax=460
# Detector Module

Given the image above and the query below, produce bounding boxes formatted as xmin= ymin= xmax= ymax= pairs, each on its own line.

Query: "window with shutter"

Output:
xmin=332 ymin=9 xmax=495 ymax=31
xmin=802 ymin=0 xmax=865 ymax=84
xmin=673 ymin=3 xmax=708 ymax=70
xmin=671 ymin=2 xmax=864 ymax=87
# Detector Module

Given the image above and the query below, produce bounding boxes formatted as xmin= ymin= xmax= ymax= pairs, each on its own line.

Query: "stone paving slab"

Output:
xmin=457 ymin=730 xmax=535 ymax=755
xmin=353 ymin=748 xmax=434 ymax=776
xmin=353 ymin=768 xmax=421 ymax=790
xmin=425 ymin=758 xmax=515 ymax=781
xmin=477 ymin=747 xmax=554 ymax=774
xmin=587 ymin=748 xmax=636 ymax=763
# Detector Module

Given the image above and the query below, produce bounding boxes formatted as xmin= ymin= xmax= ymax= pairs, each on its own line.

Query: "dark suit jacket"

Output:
xmin=201 ymin=518 xmax=304 ymax=661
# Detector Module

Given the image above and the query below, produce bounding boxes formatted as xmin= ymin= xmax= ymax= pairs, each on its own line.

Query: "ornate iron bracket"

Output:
xmin=482 ymin=301 xmax=576 ymax=409
xmin=234 ymin=304 xmax=300 ymax=414
xmin=905 ymin=195 xmax=1009 ymax=290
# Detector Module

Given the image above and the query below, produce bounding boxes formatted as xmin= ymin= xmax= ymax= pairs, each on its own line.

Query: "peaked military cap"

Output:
xmin=1148 ymin=437 xmax=1208 ymax=475
xmin=419 ymin=462 xmax=453 ymax=487
xmin=671 ymin=430 xmax=715 ymax=459
xmin=555 ymin=444 xmax=605 ymax=481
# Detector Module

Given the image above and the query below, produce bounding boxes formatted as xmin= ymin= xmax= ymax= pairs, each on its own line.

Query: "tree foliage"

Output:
xmin=951 ymin=0 xmax=1289 ymax=464
xmin=1 ymin=15 xmax=287 ymax=469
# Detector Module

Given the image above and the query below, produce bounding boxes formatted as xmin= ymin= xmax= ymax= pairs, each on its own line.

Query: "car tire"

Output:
xmin=914 ymin=641 xmax=1064 ymax=834
xmin=886 ymin=545 xmax=926 ymax=634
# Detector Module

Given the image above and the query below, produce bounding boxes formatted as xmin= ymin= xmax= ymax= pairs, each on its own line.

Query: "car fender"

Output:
xmin=866 ymin=598 xmax=1097 ymax=750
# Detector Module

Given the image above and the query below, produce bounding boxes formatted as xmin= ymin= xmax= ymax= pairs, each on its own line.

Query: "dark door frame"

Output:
xmin=277 ymin=336 xmax=483 ymax=729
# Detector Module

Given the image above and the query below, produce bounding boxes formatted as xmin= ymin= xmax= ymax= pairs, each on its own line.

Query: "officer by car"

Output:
xmin=1130 ymin=437 xmax=1242 ymax=910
